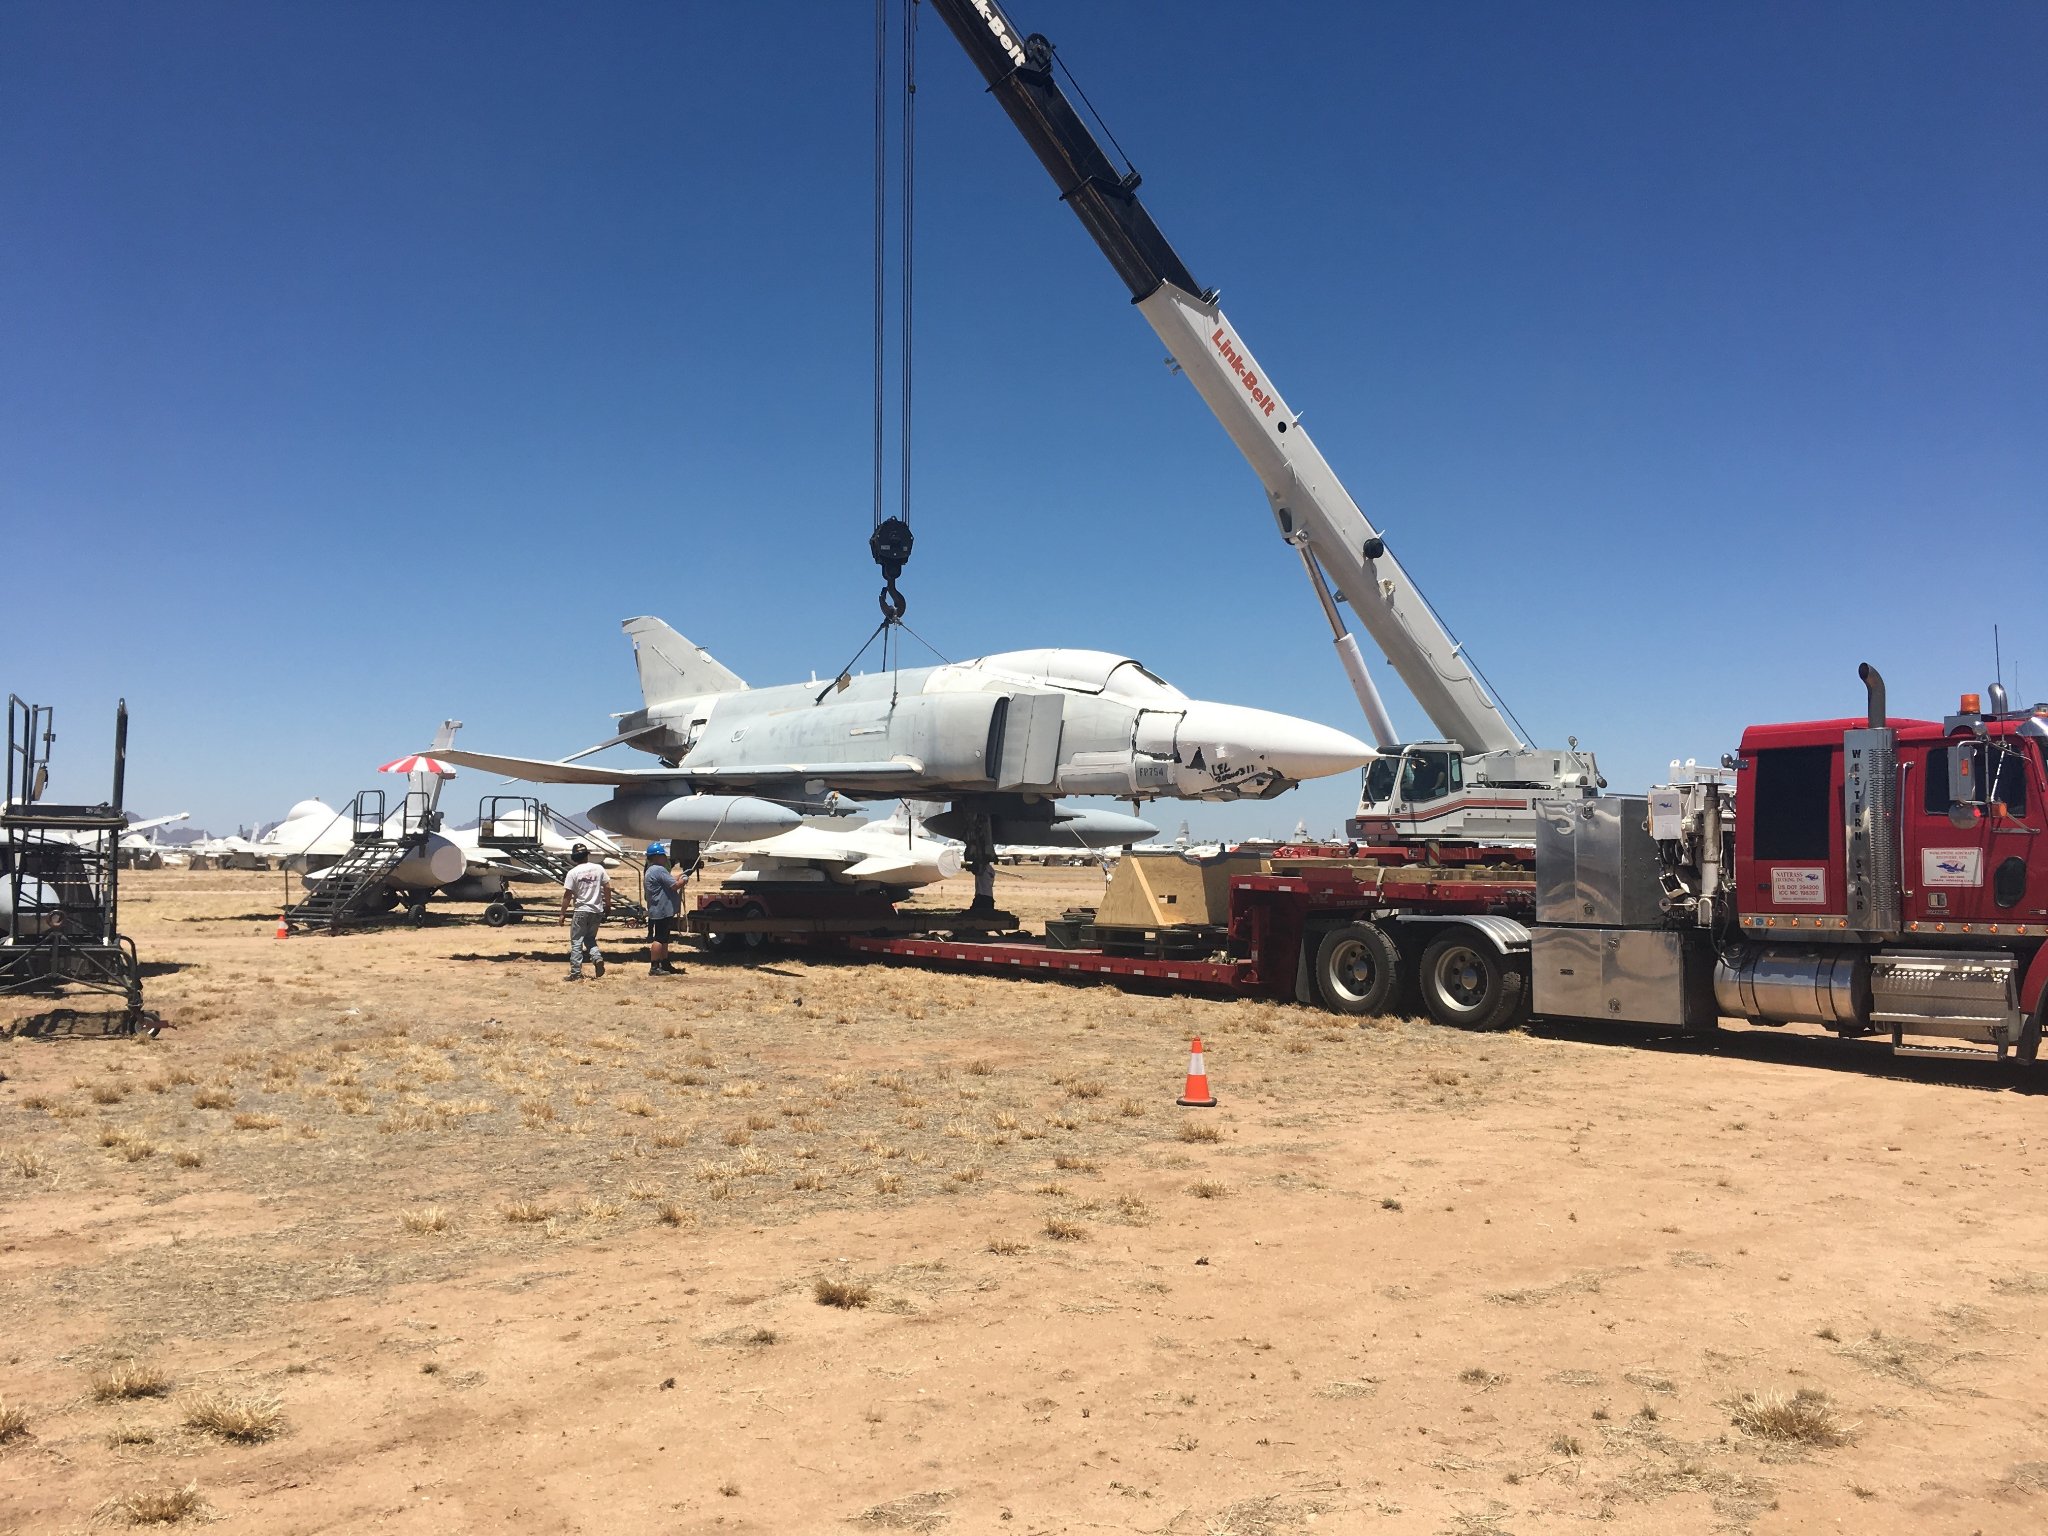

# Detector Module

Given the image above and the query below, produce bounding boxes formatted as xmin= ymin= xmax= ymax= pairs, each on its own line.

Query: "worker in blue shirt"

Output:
xmin=643 ymin=843 xmax=682 ymax=976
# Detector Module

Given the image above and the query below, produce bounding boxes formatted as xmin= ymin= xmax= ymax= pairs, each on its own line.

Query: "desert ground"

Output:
xmin=3 ymin=865 xmax=2047 ymax=1535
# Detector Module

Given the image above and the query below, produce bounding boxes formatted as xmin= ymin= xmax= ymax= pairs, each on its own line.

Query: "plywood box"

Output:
xmin=1095 ymin=849 xmax=1269 ymax=929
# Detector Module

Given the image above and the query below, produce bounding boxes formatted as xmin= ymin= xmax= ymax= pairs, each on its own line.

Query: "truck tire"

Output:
xmin=1314 ymin=923 xmax=1410 ymax=1018
xmin=483 ymin=902 xmax=511 ymax=928
xmin=1419 ymin=933 xmax=1526 ymax=1031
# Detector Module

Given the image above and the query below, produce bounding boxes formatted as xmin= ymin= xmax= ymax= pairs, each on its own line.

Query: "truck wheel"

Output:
xmin=1314 ymin=923 xmax=1408 ymax=1017
xmin=1419 ymin=933 xmax=1524 ymax=1031
xmin=483 ymin=902 xmax=510 ymax=928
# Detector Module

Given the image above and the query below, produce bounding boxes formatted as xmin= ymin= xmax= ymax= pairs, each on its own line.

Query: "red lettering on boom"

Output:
xmin=1211 ymin=326 xmax=1278 ymax=417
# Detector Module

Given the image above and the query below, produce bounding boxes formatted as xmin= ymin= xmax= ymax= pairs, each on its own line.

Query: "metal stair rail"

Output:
xmin=476 ymin=796 xmax=647 ymax=922
xmin=282 ymin=790 xmax=419 ymax=932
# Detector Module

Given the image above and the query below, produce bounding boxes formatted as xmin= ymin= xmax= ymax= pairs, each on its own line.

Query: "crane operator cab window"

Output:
xmin=1401 ymin=748 xmax=1461 ymax=806
xmin=1362 ymin=748 xmax=1463 ymax=810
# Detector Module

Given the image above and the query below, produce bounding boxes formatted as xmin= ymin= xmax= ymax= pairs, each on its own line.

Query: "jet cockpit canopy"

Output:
xmin=973 ymin=650 xmax=1188 ymax=704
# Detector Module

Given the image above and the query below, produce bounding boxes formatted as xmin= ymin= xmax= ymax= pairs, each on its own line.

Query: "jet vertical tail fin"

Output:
xmin=621 ymin=617 xmax=747 ymax=707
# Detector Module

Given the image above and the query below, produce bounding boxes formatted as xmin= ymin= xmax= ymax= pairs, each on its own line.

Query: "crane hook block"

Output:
xmin=870 ymin=517 xmax=914 ymax=581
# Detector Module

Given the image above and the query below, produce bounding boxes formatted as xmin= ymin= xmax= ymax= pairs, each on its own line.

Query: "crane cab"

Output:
xmin=1349 ymin=743 xmax=1464 ymax=840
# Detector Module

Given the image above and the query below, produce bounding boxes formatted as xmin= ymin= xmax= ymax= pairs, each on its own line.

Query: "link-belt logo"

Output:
xmin=1211 ymin=326 xmax=1277 ymax=417
xmin=967 ymin=0 xmax=1028 ymax=68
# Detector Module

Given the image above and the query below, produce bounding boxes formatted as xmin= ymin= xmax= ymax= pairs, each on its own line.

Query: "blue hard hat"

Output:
xmin=645 ymin=841 xmax=666 ymax=857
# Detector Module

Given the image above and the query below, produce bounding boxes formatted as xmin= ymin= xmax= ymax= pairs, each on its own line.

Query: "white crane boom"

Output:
xmin=930 ymin=0 xmax=1600 ymax=840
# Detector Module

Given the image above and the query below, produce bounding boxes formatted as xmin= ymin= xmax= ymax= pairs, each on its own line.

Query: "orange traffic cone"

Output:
xmin=275 ymin=914 xmax=289 ymax=940
xmin=1176 ymin=1036 xmax=1217 ymax=1108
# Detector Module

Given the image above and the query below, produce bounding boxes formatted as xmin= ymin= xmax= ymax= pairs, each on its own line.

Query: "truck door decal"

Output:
xmin=1770 ymin=867 xmax=1827 ymax=905
xmin=1922 ymin=847 xmax=1983 ymax=887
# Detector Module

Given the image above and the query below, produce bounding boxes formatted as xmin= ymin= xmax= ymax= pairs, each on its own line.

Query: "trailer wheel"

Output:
xmin=1419 ymin=933 xmax=1525 ymax=1031
xmin=483 ymin=902 xmax=511 ymax=928
xmin=1314 ymin=923 xmax=1408 ymax=1017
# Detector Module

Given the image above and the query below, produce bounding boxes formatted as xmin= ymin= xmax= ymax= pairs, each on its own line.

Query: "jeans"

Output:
xmin=568 ymin=911 xmax=603 ymax=976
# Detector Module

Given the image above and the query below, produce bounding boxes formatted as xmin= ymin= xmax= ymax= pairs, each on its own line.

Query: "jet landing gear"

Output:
xmin=963 ymin=812 xmax=998 ymax=917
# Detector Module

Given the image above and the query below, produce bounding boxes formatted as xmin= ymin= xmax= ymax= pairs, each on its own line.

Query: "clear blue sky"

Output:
xmin=5 ymin=1 xmax=2043 ymax=838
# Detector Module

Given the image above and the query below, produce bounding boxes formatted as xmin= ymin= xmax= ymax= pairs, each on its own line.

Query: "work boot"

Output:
xmin=565 ymin=973 xmax=582 ymax=982
xmin=967 ymin=894 xmax=997 ymax=917
xmin=593 ymin=956 xmax=606 ymax=978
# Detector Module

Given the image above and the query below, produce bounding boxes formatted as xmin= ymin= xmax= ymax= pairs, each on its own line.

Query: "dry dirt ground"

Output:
xmin=4 ymin=867 xmax=2048 ymax=1535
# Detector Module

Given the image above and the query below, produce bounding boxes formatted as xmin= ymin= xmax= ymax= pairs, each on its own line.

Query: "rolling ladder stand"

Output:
xmin=476 ymin=796 xmax=646 ymax=927
xmin=283 ymin=791 xmax=424 ymax=932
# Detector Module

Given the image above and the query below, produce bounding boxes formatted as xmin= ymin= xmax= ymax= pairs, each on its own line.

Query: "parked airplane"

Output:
xmin=704 ymin=802 xmax=965 ymax=892
xmin=258 ymin=728 xmax=632 ymax=916
xmin=436 ymin=618 xmax=1371 ymax=909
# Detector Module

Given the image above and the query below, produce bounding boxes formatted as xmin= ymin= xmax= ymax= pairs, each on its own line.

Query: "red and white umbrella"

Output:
xmin=378 ymin=754 xmax=456 ymax=776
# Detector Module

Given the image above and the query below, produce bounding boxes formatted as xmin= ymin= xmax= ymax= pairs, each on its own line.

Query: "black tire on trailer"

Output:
xmin=1314 ymin=922 xmax=1408 ymax=1018
xmin=408 ymin=903 xmax=430 ymax=926
xmin=1418 ymin=932 xmax=1526 ymax=1031
xmin=483 ymin=902 xmax=511 ymax=928
xmin=735 ymin=900 xmax=770 ymax=953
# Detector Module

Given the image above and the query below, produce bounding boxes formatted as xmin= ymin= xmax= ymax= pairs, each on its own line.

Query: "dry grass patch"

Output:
xmin=190 ymin=1087 xmax=234 ymax=1110
xmin=231 ymin=1112 xmax=282 ymax=1131
xmin=1064 ymin=1078 xmax=1106 ymax=1100
xmin=1177 ymin=1121 xmax=1222 ymax=1144
xmin=99 ymin=1482 xmax=206 ymax=1525
xmin=399 ymin=1205 xmax=450 ymax=1234
xmin=1189 ymin=1179 xmax=1229 ymax=1199
xmin=657 ymin=1202 xmax=696 ymax=1228
xmin=170 ymin=1147 xmax=204 ymax=1169
xmin=1730 ymin=1387 xmax=1854 ymax=1446
xmin=815 ymin=1276 xmax=874 ymax=1309
xmin=875 ymin=1171 xmax=903 ymax=1194
xmin=501 ymin=1198 xmax=556 ymax=1224
xmin=793 ymin=1171 xmax=826 ymax=1191
xmin=616 ymin=1094 xmax=655 ymax=1118
xmin=10 ymin=1146 xmax=51 ymax=1178
xmin=1053 ymin=1154 xmax=1096 ymax=1173
xmin=1043 ymin=1216 xmax=1088 ymax=1242
xmin=183 ymin=1390 xmax=284 ymax=1443
xmin=0 ymin=1399 xmax=28 ymax=1443
xmin=987 ymin=1236 xmax=1029 ymax=1255
xmin=91 ymin=1362 xmax=171 ymax=1402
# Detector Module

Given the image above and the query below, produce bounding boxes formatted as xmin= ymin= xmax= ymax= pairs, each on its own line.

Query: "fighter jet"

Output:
xmin=704 ymin=802 xmax=965 ymax=892
xmin=438 ymin=618 xmax=1370 ymax=909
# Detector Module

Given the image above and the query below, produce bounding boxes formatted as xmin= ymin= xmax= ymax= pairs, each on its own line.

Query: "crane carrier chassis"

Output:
xmin=692 ymin=667 xmax=2048 ymax=1064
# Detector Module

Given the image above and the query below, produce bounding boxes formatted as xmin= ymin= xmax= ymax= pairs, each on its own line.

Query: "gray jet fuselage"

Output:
xmin=616 ymin=648 xmax=1366 ymax=809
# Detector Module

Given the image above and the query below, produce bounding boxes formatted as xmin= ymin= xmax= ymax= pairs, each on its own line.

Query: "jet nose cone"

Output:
xmin=1180 ymin=702 xmax=1374 ymax=783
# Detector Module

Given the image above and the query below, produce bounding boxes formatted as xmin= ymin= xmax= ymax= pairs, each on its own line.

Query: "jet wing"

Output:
xmin=436 ymin=749 xmax=926 ymax=788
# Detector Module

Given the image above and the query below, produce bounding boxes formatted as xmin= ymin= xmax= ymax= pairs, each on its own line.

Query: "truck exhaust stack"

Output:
xmin=1858 ymin=661 xmax=1886 ymax=730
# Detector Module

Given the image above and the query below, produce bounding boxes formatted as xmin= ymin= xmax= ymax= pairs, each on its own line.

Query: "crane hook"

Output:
xmin=870 ymin=515 xmax=914 ymax=622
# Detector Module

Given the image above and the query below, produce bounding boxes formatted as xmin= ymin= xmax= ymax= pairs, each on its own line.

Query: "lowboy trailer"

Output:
xmin=693 ymin=667 xmax=2048 ymax=1063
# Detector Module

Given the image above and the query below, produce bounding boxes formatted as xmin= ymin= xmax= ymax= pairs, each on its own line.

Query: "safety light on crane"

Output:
xmin=1961 ymin=693 xmax=1982 ymax=714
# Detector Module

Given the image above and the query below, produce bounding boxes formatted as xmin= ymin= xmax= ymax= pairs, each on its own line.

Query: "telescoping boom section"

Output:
xmin=929 ymin=0 xmax=1599 ymax=842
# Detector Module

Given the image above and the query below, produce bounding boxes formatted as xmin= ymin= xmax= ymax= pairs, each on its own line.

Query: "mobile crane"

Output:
xmin=774 ymin=1 xmax=2048 ymax=1058
xmin=928 ymin=0 xmax=1601 ymax=845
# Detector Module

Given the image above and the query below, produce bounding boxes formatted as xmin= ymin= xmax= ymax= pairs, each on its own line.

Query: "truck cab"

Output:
xmin=1736 ymin=704 xmax=2048 ymax=938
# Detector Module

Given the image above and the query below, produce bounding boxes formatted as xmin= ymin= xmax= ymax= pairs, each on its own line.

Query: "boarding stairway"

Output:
xmin=283 ymin=791 xmax=424 ymax=933
xmin=476 ymin=796 xmax=646 ymax=926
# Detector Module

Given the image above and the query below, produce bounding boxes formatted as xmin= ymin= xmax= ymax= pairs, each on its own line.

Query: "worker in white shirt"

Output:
xmin=559 ymin=843 xmax=609 ymax=980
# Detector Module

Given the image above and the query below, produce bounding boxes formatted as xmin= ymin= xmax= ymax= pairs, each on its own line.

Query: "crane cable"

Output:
xmin=869 ymin=0 xmax=916 ymax=629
